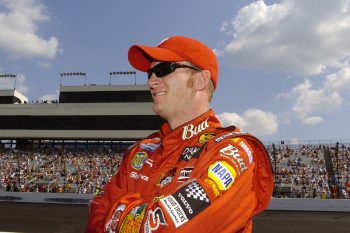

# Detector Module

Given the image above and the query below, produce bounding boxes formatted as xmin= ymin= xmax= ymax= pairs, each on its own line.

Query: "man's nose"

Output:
xmin=147 ymin=73 xmax=160 ymax=88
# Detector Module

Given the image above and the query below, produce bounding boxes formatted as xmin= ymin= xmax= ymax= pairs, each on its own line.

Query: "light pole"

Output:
xmin=272 ymin=143 xmax=278 ymax=197
xmin=0 ymin=73 xmax=17 ymax=90
xmin=60 ymin=72 xmax=87 ymax=86
xmin=109 ymin=71 xmax=137 ymax=85
xmin=335 ymin=142 xmax=342 ymax=198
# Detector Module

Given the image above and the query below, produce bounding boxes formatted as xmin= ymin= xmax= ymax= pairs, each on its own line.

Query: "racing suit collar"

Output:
xmin=159 ymin=109 xmax=221 ymax=145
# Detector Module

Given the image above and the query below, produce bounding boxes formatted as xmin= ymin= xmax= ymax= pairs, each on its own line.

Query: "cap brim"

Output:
xmin=128 ymin=45 xmax=185 ymax=71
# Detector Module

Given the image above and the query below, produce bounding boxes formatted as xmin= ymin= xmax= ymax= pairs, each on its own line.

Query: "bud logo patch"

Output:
xmin=182 ymin=117 xmax=209 ymax=140
xmin=219 ymin=144 xmax=248 ymax=173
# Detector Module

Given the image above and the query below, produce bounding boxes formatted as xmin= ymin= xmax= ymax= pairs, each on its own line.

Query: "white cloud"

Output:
xmin=38 ymin=93 xmax=58 ymax=102
xmin=0 ymin=73 xmax=28 ymax=93
xmin=223 ymin=0 xmax=350 ymax=75
xmin=217 ymin=109 xmax=278 ymax=136
xmin=301 ymin=116 xmax=323 ymax=125
xmin=38 ymin=61 xmax=52 ymax=68
xmin=278 ymin=68 xmax=350 ymax=124
xmin=220 ymin=21 xmax=229 ymax=32
xmin=213 ymin=48 xmax=224 ymax=57
xmin=324 ymin=67 xmax=350 ymax=92
xmin=289 ymin=138 xmax=300 ymax=145
xmin=15 ymin=74 xmax=29 ymax=93
xmin=0 ymin=0 xmax=59 ymax=58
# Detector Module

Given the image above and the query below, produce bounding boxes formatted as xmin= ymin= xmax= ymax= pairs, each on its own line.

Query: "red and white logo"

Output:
xmin=182 ymin=117 xmax=210 ymax=140
xmin=219 ymin=144 xmax=248 ymax=172
xmin=144 ymin=207 xmax=167 ymax=233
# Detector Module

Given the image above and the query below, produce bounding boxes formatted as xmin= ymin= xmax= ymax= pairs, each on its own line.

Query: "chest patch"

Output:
xmin=178 ymin=146 xmax=201 ymax=162
xmin=157 ymin=167 xmax=177 ymax=188
xmin=131 ymin=152 xmax=148 ymax=170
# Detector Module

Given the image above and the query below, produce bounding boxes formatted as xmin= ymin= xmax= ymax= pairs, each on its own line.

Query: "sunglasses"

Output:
xmin=147 ymin=62 xmax=201 ymax=79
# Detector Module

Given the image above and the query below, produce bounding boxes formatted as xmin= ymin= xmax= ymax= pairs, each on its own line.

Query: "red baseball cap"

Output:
xmin=128 ymin=35 xmax=219 ymax=89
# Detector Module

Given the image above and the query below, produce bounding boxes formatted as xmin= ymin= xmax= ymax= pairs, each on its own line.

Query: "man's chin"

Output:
xmin=153 ymin=105 xmax=166 ymax=119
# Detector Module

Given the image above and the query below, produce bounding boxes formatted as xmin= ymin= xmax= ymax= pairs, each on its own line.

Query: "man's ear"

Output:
xmin=193 ymin=70 xmax=211 ymax=91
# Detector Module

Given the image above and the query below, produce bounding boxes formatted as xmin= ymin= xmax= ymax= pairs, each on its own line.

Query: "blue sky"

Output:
xmin=1 ymin=0 xmax=350 ymax=143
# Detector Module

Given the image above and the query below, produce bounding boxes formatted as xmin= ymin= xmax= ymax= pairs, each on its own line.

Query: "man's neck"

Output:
xmin=167 ymin=107 xmax=210 ymax=130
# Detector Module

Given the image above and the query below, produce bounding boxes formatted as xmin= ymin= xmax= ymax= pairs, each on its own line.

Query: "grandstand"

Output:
xmin=0 ymin=83 xmax=164 ymax=149
xmin=268 ymin=142 xmax=350 ymax=199
xmin=0 ymin=81 xmax=349 ymax=198
xmin=0 ymin=80 xmax=165 ymax=193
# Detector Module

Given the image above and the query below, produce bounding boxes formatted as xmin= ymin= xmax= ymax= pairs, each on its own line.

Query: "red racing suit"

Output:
xmin=85 ymin=110 xmax=273 ymax=233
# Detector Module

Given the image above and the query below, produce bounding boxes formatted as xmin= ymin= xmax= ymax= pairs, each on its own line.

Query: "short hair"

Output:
xmin=208 ymin=80 xmax=215 ymax=102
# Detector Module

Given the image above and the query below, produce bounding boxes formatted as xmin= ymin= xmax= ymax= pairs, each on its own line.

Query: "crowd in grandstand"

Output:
xmin=1 ymin=143 xmax=349 ymax=198
xmin=268 ymin=143 xmax=349 ymax=199
xmin=0 ymin=148 xmax=122 ymax=195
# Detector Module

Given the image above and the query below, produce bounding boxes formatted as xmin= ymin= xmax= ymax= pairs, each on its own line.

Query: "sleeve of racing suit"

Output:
xmin=85 ymin=151 xmax=130 ymax=233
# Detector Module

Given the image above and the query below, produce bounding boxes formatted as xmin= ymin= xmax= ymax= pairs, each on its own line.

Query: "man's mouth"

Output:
xmin=153 ymin=91 xmax=165 ymax=97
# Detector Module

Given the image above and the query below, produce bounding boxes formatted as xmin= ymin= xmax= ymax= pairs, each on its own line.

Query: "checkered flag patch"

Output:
xmin=185 ymin=181 xmax=209 ymax=203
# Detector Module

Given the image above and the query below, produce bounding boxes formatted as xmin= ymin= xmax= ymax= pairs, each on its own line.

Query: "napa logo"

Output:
xmin=131 ymin=152 xmax=148 ymax=170
xmin=208 ymin=161 xmax=236 ymax=190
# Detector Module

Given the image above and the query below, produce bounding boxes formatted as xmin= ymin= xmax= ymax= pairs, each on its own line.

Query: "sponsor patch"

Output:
xmin=199 ymin=132 xmax=215 ymax=144
xmin=236 ymin=140 xmax=253 ymax=164
xmin=204 ymin=178 xmax=220 ymax=197
xmin=130 ymin=171 xmax=149 ymax=182
xmin=144 ymin=159 xmax=154 ymax=168
xmin=104 ymin=204 xmax=126 ymax=232
xmin=179 ymin=146 xmax=201 ymax=162
xmin=214 ymin=131 xmax=246 ymax=143
xmin=208 ymin=161 xmax=236 ymax=190
xmin=144 ymin=207 xmax=167 ymax=233
xmin=219 ymin=144 xmax=248 ymax=173
xmin=160 ymin=196 xmax=188 ymax=228
xmin=177 ymin=167 xmax=194 ymax=183
xmin=119 ymin=204 xmax=147 ymax=233
xmin=160 ymin=181 xmax=210 ymax=228
xmin=131 ymin=152 xmax=148 ymax=170
xmin=157 ymin=167 xmax=177 ymax=188
xmin=140 ymin=138 xmax=161 ymax=152
xmin=182 ymin=117 xmax=210 ymax=140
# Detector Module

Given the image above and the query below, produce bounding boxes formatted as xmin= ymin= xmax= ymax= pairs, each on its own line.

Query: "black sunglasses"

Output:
xmin=147 ymin=62 xmax=201 ymax=79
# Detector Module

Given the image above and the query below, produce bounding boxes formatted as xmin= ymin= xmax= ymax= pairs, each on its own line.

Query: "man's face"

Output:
xmin=147 ymin=61 xmax=196 ymax=120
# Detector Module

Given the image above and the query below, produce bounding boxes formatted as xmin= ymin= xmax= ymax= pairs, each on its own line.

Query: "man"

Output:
xmin=85 ymin=35 xmax=273 ymax=233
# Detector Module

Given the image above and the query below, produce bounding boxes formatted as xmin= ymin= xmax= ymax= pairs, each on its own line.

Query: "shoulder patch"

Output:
xmin=219 ymin=144 xmax=248 ymax=174
xmin=208 ymin=161 xmax=237 ymax=190
xmin=199 ymin=132 xmax=216 ymax=144
xmin=231 ymin=138 xmax=254 ymax=164
xmin=214 ymin=131 xmax=247 ymax=143
xmin=140 ymin=137 xmax=161 ymax=152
